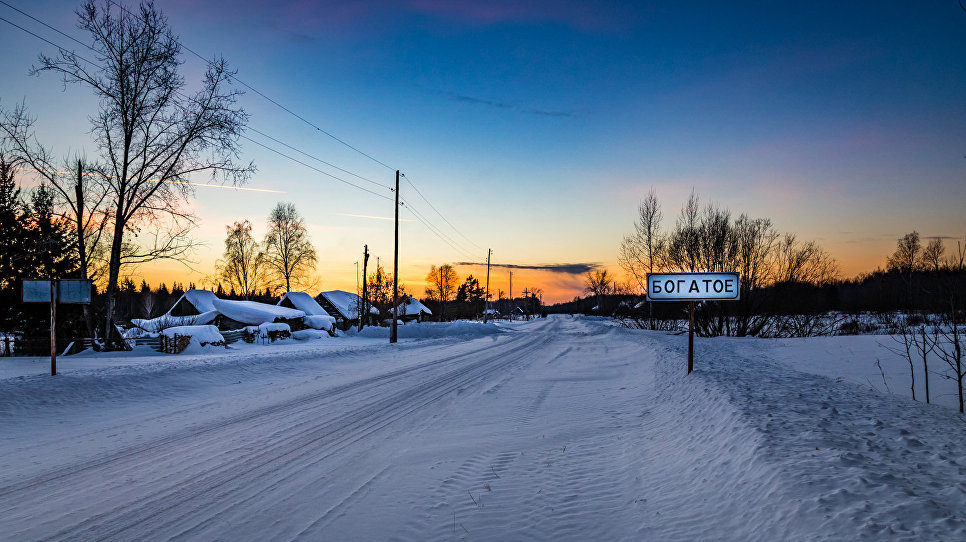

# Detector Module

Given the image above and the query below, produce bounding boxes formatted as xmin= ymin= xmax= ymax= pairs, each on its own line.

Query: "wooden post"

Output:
xmin=688 ymin=301 xmax=695 ymax=375
xmin=391 ymin=170 xmax=399 ymax=344
xmin=360 ymin=245 xmax=369 ymax=331
xmin=508 ymin=271 xmax=513 ymax=321
xmin=50 ymin=280 xmax=57 ymax=376
xmin=484 ymin=249 xmax=491 ymax=323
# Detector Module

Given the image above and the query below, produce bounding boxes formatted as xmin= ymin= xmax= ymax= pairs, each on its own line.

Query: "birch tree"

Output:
xmin=263 ymin=202 xmax=317 ymax=293
xmin=26 ymin=0 xmax=252 ymax=344
xmin=218 ymin=220 xmax=264 ymax=300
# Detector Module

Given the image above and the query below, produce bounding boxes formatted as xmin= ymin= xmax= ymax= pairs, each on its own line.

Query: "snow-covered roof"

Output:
xmin=212 ymin=299 xmax=304 ymax=326
xmin=319 ymin=290 xmax=380 ymax=319
xmin=180 ymin=289 xmax=219 ymax=313
xmin=395 ymin=296 xmax=432 ymax=316
xmin=131 ymin=311 xmax=218 ymax=333
xmin=278 ymin=291 xmax=331 ymax=317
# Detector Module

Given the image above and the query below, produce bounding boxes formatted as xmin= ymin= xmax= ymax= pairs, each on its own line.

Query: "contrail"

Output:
xmin=13 ymin=166 xmax=285 ymax=194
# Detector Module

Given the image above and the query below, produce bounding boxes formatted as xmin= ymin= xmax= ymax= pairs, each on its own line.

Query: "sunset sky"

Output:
xmin=2 ymin=0 xmax=965 ymax=303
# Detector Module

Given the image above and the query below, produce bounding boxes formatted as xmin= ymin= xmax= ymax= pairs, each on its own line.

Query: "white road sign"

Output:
xmin=646 ymin=272 xmax=740 ymax=301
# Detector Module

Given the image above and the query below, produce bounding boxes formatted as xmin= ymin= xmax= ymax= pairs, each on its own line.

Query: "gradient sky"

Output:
xmin=2 ymin=0 xmax=965 ymax=303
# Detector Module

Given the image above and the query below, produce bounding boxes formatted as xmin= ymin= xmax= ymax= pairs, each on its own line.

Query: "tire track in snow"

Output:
xmin=0 ymin=323 xmax=558 ymax=541
xmin=0 ymin=336 xmax=517 ymax=498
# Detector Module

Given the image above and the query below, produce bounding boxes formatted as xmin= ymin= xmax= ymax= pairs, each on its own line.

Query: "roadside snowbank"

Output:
xmin=638 ymin=321 xmax=966 ymax=540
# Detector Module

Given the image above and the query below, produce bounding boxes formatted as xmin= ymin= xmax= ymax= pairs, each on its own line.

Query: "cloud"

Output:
xmin=455 ymin=262 xmax=600 ymax=275
xmin=447 ymin=92 xmax=574 ymax=118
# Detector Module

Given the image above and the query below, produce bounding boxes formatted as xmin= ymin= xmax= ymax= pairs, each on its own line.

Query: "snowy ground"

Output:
xmin=0 ymin=316 xmax=964 ymax=540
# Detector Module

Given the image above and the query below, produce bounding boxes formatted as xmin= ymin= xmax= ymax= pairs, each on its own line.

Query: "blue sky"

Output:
xmin=2 ymin=1 xmax=965 ymax=301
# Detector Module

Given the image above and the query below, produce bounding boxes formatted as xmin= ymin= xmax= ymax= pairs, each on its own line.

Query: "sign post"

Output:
xmin=50 ymin=281 xmax=57 ymax=375
xmin=646 ymin=272 xmax=740 ymax=375
xmin=23 ymin=279 xmax=92 ymax=376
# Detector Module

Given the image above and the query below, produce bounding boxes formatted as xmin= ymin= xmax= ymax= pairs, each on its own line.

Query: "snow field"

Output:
xmin=671 ymin=331 xmax=966 ymax=539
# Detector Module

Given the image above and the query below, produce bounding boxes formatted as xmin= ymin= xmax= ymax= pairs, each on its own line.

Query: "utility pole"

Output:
xmin=355 ymin=260 xmax=360 ymax=325
xmin=391 ymin=170 xmax=399 ymax=343
xmin=523 ymin=288 xmax=530 ymax=320
xmin=50 ymin=280 xmax=57 ymax=376
xmin=359 ymin=245 xmax=369 ymax=331
xmin=508 ymin=271 xmax=513 ymax=321
xmin=484 ymin=248 xmax=491 ymax=322
xmin=688 ymin=301 xmax=695 ymax=374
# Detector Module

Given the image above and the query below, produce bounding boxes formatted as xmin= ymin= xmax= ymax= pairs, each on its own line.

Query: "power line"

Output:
xmin=0 ymin=6 xmax=389 ymax=199
xmin=2 ymin=2 xmax=489 ymax=259
xmin=402 ymin=172 xmax=485 ymax=251
xmin=0 ymin=14 xmax=95 ymax=66
xmin=246 ymin=126 xmax=391 ymax=191
xmin=164 ymin=23 xmax=397 ymax=171
xmin=2 ymin=0 xmax=394 ymax=192
xmin=241 ymin=135 xmax=393 ymax=201
xmin=400 ymin=198 xmax=478 ymax=260
xmin=0 ymin=0 xmax=90 ymax=51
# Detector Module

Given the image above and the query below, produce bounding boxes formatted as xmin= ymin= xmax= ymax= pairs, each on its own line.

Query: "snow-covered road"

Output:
xmin=1 ymin=316 xmax=964 ymax=540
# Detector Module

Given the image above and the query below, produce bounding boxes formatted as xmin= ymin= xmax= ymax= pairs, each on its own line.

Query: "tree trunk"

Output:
xmin=75 ymin=162 xmax=94 ymax=340
xmin=921 ymin=326 xmax=930 ymax=404
xmin=103 ymin=212 xmax=125 ymax=349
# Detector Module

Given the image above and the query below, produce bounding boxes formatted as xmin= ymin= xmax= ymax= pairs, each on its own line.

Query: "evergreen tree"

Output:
xmin=0 ymin=156 xmax=27 ymax=330
xmin=25 ymin=184 xmax=78 ymax=279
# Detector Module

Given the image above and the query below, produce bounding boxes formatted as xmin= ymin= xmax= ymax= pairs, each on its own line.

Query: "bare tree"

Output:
xmin=935 ymin=297 xmax=964 ymax=413
xmin=913 ymin=325 xmax=937 ymax=404
xmin=889 ymin=319 xmax=925 ymax=402
xmin=774 ymin=233 xmax=838 ymax=285
xmin=584 ymin=268 xmax=612 ymax=313
xmin=887 ymin=231 xmax=922 ymax=275
xmin=921 ymin=237 xmax=946 ymax=272
xmin=660 ymin=191 xmax=701 ymax=272
xmin=425 ymin=264 xmax=459 ymax=321
xmin=618 ymin=188 xmax=662 ymax=292
xmin=948 ymin=236 xmax=965 ymax=272
xmin=218 ymin=220 xmax=264 ymax=300
xmin=25 ymin=0 xmax=252 ymax=344
xmin=367 ymin=265 xmax=405 ymax=311
xmin=263 ymin=202 xmax=317 ymax=293
xmin=730 ymin=214 xmax=779 ymax=291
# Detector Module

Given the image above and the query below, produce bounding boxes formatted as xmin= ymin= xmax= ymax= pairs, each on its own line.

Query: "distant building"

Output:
xmin=278 ymin=292 xmax=336 ymax=332
xmin=131 ymin=289 xmax=305 ymax=332
xmin=316 ymin=290 xmax=380 ymax=330
xmin=393 ymin=296 xmax=433 ymax=323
